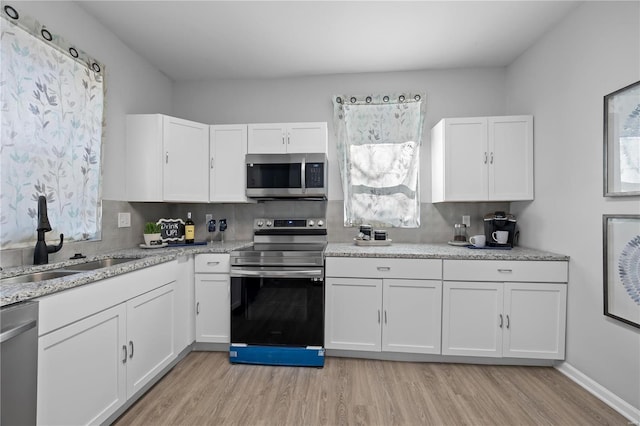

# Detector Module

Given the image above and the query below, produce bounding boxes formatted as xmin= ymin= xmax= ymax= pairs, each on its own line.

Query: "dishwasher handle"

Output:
xmin=0 ymin=320 xmax=36 ymax=343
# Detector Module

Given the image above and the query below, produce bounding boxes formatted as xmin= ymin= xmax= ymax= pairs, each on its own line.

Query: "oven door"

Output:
xmin=230 ymin=267 xmax=324 ymax=347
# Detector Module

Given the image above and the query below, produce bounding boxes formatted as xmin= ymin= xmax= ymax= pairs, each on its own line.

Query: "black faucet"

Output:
xmin=34 ymin=195 xmax=64 ymax=265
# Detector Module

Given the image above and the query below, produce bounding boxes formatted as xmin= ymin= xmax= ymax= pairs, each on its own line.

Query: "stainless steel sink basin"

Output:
xmin=0 ymin=270 xmax=79 ymax=285
xmin=62 ymin=257 xmax=139 ymax=271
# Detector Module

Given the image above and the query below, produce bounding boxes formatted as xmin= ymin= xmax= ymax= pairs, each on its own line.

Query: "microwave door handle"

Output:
xmin=301 ymin=157 xmax=306 ymax=194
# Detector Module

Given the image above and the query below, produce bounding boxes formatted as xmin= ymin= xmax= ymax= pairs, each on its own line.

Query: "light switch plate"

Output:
xmin=118 ymin=212 xmax=131 ymax=228
xmin=462 ymin=215 xmax=471 ymax=227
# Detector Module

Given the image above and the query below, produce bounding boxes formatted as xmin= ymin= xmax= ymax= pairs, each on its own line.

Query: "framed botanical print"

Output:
xmin=604 ymin=80 xmax=640 ymax=196
xmin=603 ymin=214 xmax=640 ymax=328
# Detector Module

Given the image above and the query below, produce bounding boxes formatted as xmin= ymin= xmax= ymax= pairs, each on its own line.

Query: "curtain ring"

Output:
xmin=414 ymin=94 xmax=421 ymax=101
xmin=399 ymin=95 xmax=405 ymax=102
xmin=41 ymin=28 xmax=53 ymax=41
xmin=335 ymin=97 xmax=342 ymax=104
xmin=91 ymin=62 xmax=101 ymax=73
xmin=365 ymin=96 xmax=372 ymax=103
xmin=69 ymin=47 xmax=79 ymax=58
xmin=350 ymin=97 xmax=357 ymax=103
xmin=383 ymin=96 xmax=389 ymax=102
xmin=4 ymin=5 xmax=19 ymax=20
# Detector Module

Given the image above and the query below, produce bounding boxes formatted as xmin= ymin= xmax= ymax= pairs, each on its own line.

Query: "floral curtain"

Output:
xmin=333 ymin=93 xmax=425 ymax=227
xmin=1 ymin=7 xmax=105 ymax=248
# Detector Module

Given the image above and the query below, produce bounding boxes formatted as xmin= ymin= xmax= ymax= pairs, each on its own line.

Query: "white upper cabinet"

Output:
xmin=431 ymin=115 xmax=533 ymax=202
xmin=247 ymin=122 xmax=328 ymax=154
xmin=126 ymin=114 xmax=210 ymax=202
xmin=209 ymin=124 xmax=248 ymax=203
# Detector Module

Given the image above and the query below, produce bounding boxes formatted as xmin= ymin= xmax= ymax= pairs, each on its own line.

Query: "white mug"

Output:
xmin=469 ymin=234 xmax=486 ymax=248
xmin=492 ymin=230 xmax=509 ymax=244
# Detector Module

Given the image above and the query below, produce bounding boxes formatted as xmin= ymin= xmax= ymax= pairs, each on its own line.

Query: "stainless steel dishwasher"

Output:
xmin=1 ymin=300 xmax=38 ymax=425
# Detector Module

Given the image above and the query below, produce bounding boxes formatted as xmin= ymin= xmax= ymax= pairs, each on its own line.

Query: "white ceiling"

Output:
xmin=77 ymin=1 xmax=581 ymax=81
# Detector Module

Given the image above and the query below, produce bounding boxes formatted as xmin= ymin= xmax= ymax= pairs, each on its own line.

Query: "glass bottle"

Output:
xmin=185 ymin=212 xmax=195 ymax=244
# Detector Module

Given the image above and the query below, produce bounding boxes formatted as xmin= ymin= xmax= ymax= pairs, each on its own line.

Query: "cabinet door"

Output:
xmin=325 ymin=278 xmax=382 ymax=351
xmin=210 ymin=125 xmax=248 ymax=202
xmin=442 ymin=281 xmax=503 ymax=357
xmin=195 ymin=274 xmax=230 ymax=343
xmin=287 ymin=122 xmax=327 ymax=153
xmin=162 ymin=116 xmax=209 ymax=202
xmin=382 ymin=279 xmax=442 ymax=354
xmin=488 ymin=116 xmax=533 ymax=201
xmin=247 ymin=123 xmax=286 ymax=153
xmin=443 ymin=118 xmax=489 ymax=201
xmin=126 ymin=283 xmax=176 ymax=397
xmin=503 ymin=283 xmax=566 ymax=359
xmin=37 ymin=304 xmax=127 ymax=426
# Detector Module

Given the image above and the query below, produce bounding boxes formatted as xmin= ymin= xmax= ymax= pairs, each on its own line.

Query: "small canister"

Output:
xmin=454 ymin=224 xmax=468 ymax=242
xmin=374 ymin=230 xmax=387 ymax=240
xmin=359 ymin=225 xmax=372 ymax=239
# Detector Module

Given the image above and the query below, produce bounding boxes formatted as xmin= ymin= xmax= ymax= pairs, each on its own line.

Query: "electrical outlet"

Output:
xmin=118 ymin=212 xmax=131 ymax=228
xmin=462 ymin=215 xmax=471 ymax=227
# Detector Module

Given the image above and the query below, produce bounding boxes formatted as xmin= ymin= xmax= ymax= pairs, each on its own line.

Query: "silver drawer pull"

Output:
xmin=497 ymin=268 xmax=513 ymax=273
xmin=377 ymin=266 xmax=390 ymax=272
xmin=207 ymin=262 xmax=220 ymax=266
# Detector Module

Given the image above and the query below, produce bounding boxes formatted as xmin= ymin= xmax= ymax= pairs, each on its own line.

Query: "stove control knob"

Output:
xmin=317 ymin=220 xmax=325 ymax=227
xmin=256 ymin=220 xmax=264 ymax=227
xmin=308 ymin=220 xmax=315 ymax=227
xmin=266 ymin=220 xmax=273 ymax=227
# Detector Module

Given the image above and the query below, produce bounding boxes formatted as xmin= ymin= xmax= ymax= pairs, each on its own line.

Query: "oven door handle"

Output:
xmin=230 ymin=268 xmax=324 ymax=278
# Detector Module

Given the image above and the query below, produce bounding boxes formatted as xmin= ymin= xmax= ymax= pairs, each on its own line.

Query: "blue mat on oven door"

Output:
xmin=229 ymin=344 xmax=325 ymax=368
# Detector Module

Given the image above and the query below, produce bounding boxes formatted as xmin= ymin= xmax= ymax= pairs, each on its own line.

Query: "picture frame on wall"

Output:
xmin=604 ymin=80 xmax=640 ymax=197
xmin=603 ymin=214 xmax=640 ymax=328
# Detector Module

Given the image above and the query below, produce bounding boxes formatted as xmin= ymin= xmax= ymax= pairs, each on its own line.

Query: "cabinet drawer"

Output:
xmin=194 ymin=254 xmax=230 ymax=273
xmin=443 ymin=260 xmax=567 ymax=283
xmin=326 ymin=257 xmax=441 ymax=280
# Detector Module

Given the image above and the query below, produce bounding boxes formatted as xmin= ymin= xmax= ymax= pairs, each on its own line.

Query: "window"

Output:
xmin=333 ymin=93 xmax=425 ymax=227
xmin=1 ymin=5 xmax=105 ymax=248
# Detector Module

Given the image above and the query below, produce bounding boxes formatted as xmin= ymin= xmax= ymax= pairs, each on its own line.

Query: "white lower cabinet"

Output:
xmin=194 ymin=253 xmax=230 ymax=343
xmin=36 ymin=262 xmax=180 ymax=426
xmin=325 ymin=257 xmax=443 ymax=354
xmin=37 ymin=304 xmax=127 ymax=426
xmin=441 ymin=260 xmax=568 ymax=360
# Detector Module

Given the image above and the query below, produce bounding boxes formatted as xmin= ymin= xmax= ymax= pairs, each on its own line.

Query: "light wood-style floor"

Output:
xmin=115 ymin=351 xmax=627 ymax=426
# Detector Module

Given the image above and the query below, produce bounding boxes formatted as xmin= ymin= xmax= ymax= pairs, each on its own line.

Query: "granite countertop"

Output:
xmin=0 ymin=241 xmax=252 ymax=307
xmin=325 ymin=242 xmax=569 ymax=261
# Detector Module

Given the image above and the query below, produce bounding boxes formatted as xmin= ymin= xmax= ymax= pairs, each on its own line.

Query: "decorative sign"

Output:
xmin=158 ymin=218 xmax=184 ymax=242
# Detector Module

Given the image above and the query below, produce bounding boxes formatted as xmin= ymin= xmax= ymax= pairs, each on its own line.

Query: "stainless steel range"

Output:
xmin=229 ymin=218 xmax=326 ymax=367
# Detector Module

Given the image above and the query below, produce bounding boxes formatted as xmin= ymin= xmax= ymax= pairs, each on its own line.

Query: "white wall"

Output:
xmin=13 ymin=1 xmax=174 ymax=200
xmin=506 ymin=1 xmax=640 ymax=413
xmin=173 ymin=68 xmax=507 ymax=201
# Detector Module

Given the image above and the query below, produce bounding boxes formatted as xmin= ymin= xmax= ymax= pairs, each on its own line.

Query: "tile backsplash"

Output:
xmin=1 ymin=199 xmax=509 ymax=268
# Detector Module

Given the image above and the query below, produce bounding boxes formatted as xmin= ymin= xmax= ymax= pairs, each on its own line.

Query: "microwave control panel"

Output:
xmin=305 ymin=163 xmax=325 ymax=188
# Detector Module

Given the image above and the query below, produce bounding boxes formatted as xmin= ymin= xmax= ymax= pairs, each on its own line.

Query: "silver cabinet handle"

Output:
xmin=207 ymin=262 xmax=220 ymax=266
xmin=122 ymin=345 xmax=127 ymax=364
xmin=0 ymin=319 xmax=36 ymax=343
xmin=165 ymin=152 xmax=169 ymax=164
xmin=490 ymin=152 xmax=494 ymax=164
xmin=497 ymin=269 xmax=513 ymax=273
xmin=499 ymin=314 xmax=503 ymax=328
xmin=377 ymin=266 xmax=390 ymax=272
xmin=384 ymin=310 xmax=388 ymax=324
xmin=210 ymin=157 xmax=214 ymax=169
xmin=506 ymin=315 xmax=510 ymax=329
xmin=378 ymin=310 xmax=381 ymax=324
xmin=282 ymin=134 xmax=285 ymax=145
xmin=484 ymin=152 xmax=488 ymax=164
xmin=129 ymin=341 xmax=134 ymax=359
xmin=287 ymin=132 xmax=290 ymax=144
xmin=196 ymin=302 xmax=200 ymax=315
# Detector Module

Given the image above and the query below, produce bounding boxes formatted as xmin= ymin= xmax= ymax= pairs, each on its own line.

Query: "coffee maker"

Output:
xmin=483 ymin=211 xmax=519 ymax=247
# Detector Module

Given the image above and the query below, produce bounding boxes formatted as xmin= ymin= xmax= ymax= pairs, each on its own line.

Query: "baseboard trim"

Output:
xmin=555 ymin=362 xmax=640 ymax=425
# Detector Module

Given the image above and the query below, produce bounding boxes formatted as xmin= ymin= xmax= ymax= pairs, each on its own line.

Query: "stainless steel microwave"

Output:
xmin=245 ymin=153 xmax=327 ymax=199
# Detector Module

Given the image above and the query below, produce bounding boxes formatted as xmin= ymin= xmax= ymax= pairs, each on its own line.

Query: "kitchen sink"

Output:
xmin=0 ymin=270 xmax=79 ymax=285
xmin=61 ymin=257 xmax=139 ymax=271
